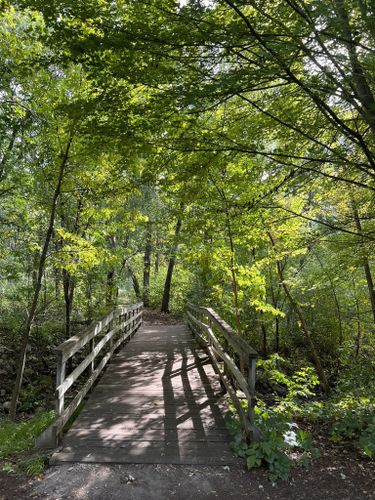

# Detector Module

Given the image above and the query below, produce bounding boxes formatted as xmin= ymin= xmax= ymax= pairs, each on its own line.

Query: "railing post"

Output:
xmin=125 ymin=310 xmax=129 ymax=335
xmin=55 ymin=351 xmax=66 ymax=442
xmin=247 ymin=356 xmax=260 ymax=441
xmin=89 ymin=338 xmax=95 ymax=375
xmin=109 ymin=315 xmax=114 ymax=351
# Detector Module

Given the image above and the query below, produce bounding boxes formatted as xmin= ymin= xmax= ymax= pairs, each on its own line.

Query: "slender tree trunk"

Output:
xmin=0 ymin=125 xmax=18 ymax=182
xmin=352 ymin=201 xmax=375 ymax=323
xmin=9 ymin=135 xmax=72 ymax=420
xmin=269 ymin=267 xmax=281 ymax=352
xmin=225 ymin=210 xmax=242 ymax=337
xmin=54 ymin=266 xmax=60 ymax=301
xmin=63 ymin=269 xmax=75 ymax=339
xmin=161 ymin=214 xmax=183 ymax=313
xmin=43 ymin=270 xmax=48 ymax=310
xmin=268 ymin=233 xmax=330 ymax=395
xmin=354 ymin=289 xmax=362 ymax=357
xmin=143 ymin=227 xmax=152 ymax=307
xmin=154 ymin=249 xmax=160 ymax=274
xmin=128 ymin=265 xmax=141 ymax=300
xmin=315 ymin=254 xmax=343 ymax=344
xmin=106 ymin=269 xmax=116 ymax=306
xmin=275 ymin=316 xmax=280 ymax=352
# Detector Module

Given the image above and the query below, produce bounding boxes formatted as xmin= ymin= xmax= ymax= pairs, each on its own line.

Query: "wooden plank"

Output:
xmin=56 ymin=312 xmax=141 ymax=398
xmin=50 ymin=322 xmax=237 ymax=465
xmin=206 ymin=343 xmax=253 ymax=438
xmin=56 ymin=318 xmax=142 ymax=432
xmin=56 ymin=303 xmax=142 ymax=361
xmin=68 ymin=413 xmax=228 ymax=429
xmin=64 ymin=428 xmax=230 ymax=443
xmin=51 ymin=446 xmax=239 ymax=466
xmin=187 ymin=303 xmax=258 ymax=359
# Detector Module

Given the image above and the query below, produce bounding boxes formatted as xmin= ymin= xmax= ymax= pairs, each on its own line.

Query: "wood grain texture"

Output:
xmin=51 ymin=323 xmax=238 ymax=466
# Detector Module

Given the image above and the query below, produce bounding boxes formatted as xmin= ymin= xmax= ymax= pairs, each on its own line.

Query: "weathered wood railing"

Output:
xmin=37 ymin=302 xmax=143 ymax=448
xmin=187 ymin=303 xmax=259 ymax=441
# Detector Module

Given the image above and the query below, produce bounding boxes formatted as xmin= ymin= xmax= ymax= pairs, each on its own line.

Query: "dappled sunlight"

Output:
xmin=52 ymin=323 xmax=235 ymax=465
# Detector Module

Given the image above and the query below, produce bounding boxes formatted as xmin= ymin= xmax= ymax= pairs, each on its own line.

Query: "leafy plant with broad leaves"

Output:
xmin=226 ymin=401 xmax=319 ymax=483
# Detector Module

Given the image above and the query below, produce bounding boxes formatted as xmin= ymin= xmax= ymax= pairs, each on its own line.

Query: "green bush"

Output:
xmin=257 ymin=354 xmax=320 ymax=401
xmin=226 ymin=404 xmax=319 ymax=483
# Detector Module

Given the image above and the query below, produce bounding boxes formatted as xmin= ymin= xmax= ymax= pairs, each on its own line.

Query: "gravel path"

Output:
xmin=21 ymin=452 xmax=375 ymax=500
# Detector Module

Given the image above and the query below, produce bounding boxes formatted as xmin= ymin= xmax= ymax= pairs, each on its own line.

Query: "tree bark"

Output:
xmin=161 ymin=214 xmax=183 ymax=313
xmin=63 ymin=269 xmax=75 ymax=340
xmin=106 ymin=269 xmax=116 ymax=305
xmin=354 ymin=286 xmax=362 ymax=357
xmin=128 ymin=265 xmax=142 ymax=300
xmin=9 ymin=135 xmax=73 ymax=420
xmin=143 ymin=227 xmax=152 ymax=307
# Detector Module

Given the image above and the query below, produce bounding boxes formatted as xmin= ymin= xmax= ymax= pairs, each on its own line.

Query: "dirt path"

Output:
xmin=2 ymin=448 xmax=374 ymax=500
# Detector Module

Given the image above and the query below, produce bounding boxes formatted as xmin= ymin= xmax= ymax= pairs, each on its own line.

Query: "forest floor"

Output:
xmin=1 ymin=444 xmax=374 ymax=500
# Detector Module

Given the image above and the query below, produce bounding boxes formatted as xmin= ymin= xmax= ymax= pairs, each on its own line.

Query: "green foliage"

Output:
xmin=257 ymin=354 xmax=320 ymax=401
xmin=0 ymin=411 xmax=54 ymax=459
xmin=1 ymin=462 xmax=16 ymax=474
xmin=226 ymin=404 xmax=319 ymax=483
xmin=1 ymin=0 xmax=375 ymax=476
xmin=23 ymin=454 xmax=47 ymax=477
xmin=284 ymin=358 xmax=375 ymax=459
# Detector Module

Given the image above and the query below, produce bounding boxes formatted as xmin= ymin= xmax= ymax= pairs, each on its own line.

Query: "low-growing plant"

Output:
xmin=226 ymin=403 xmax=319 ymax=483
xmin=23 ymin=454 xmax=47 ymax=477
xmin=0 ymin=411 xmax=54 ymax=459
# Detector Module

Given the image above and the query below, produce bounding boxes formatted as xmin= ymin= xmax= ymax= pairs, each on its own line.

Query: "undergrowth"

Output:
xmin=226 ymin=354 xmax=374 ymax=482
xmin=0 ymin=411 xmax=54 ymax=476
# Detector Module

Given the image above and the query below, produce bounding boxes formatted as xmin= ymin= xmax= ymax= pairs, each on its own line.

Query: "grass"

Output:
xmin=0 ymin=411 xmax=54 ymax=476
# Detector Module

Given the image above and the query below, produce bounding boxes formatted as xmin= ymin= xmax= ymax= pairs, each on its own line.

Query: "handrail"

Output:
xmin=187 ymin=303 xmax=259 ymax=441
xmin=36 ymin=302 xmax=143 ymax=448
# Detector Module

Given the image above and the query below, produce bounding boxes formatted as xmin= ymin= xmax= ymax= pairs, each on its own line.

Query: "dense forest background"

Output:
xmin=0 ymin=0 xmax=374 ymax=481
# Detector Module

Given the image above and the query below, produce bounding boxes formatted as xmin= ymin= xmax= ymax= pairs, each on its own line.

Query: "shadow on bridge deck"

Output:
xmin=51 ymin=323 xmax=238 ymax=465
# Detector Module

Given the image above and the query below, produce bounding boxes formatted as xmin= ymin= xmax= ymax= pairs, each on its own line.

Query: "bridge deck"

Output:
xmin=51 ymin=323 xmax=238 ymax=465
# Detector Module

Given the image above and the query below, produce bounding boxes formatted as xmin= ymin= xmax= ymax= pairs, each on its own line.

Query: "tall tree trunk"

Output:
xmin=143 ymin=227 xmax=152 ymax=307
xmin=315 ymin=254 xmax=343 ymax=345
xmin=352 ymin=201 xmax=375 ymax=323
xmin=9 ymin=135 xmax=72 ymax=420
xmin=128 ymin=265 xmax=141 ymax=300
xmin=268 ymin=233 xmax=330 ymax=395
xmin=106 ymin=269 xmax=116 ymax=306
xmin=154 ymin=241 xmax=160 ymax=274
xmin=354 ymin=286 xmax=362 ymax=358
xmin=161 ymin=213 xmax=183 ymax=313
xmin=63 ymin=269 xmax=75 ymax=340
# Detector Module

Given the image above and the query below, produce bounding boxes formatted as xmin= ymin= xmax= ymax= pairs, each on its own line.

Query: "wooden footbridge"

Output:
xmin=38 ymin=303 xmax=258 ymax=465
